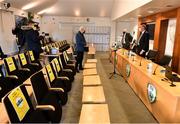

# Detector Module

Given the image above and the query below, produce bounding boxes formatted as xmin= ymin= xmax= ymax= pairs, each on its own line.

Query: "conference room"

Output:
xmin=0 ymin=0 xmax=180 ymax=123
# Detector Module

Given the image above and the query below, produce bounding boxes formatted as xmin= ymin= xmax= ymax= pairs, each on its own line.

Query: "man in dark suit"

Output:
xmin=25 ymin=21 xmax=42 ymax=59
xmin=137 ymin=24 xmax=149 ymax=57
xmin=75 ymin=26 xmax=87 ymax=72
xmin=121 ymin=29 xmax=133 ymax=49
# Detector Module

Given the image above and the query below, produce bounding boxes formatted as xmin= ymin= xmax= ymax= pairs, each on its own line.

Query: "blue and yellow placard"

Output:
xmin=19 ymin=53 xmax=27 ymax=66
xmin=6 ymin=57 xmax=16 ymax=72
xmin=8 ymin=87 xmax=30 ymax=121
xmin=46 ymin=64 xmax=55 ymax=82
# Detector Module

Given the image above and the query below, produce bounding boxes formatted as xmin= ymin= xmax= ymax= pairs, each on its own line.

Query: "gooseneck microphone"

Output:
xmin=139 ymin=58 xmax=143 ymax=66
xmin=153 ymin=64 xmax=159 ymax=75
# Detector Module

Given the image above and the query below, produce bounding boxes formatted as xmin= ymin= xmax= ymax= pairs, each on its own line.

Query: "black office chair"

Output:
xmin=30 ymin=71 xmax=64 ymax=122
xmin=46 ymin=62 xmax=71 ymax=92
xmin=0 ymin=65 xmax=20 ymax=102
xmin=27 ymin=51 xmax=42 ymax=70
xmin=146 ymin=50 xmax=158 ymax=62
xmin=157 ymin=55 xmax=172 ymax=66
xmin=4 ymin=56 xmax=31 ymax=85
xmin=2 ymin=85 xmax=53 ymax=123
xmin=53 ymin=57 xmax=74 ymax=82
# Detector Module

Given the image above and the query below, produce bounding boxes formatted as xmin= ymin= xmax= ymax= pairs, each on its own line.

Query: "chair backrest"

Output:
xmin=30 ymin=71 xmax=49 ymax=103
xmin=158 ymin=55 xmax=172 ymax=66
xmin=58 ymin=56 xmax=64 ymax=70
xmin=63 ymin=51 xmax=70 ymax=62
xmin=45 ymin=63 xmax=56 ymax=84
xmin=4 ymin=56 xmax=19 ymax=74
xmin=2 ymin=85 xmax=33 ymax=123
xmin=0 ymin=65 xmax=5 ymax=78
xmin=18 ymin=53 xmax=28 ymax=67
xmin=60 ymin=54 xmax=66 ymax=67
xmin=53 ymin=58 xmax=62 ymax=73
xmin=146 ymin=50 xmax=158 ymax=59
xmin=28 ymin=51 xmax=36 ymax=63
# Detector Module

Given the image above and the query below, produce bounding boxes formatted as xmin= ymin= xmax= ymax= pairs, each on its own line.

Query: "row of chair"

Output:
xmin=44 ymin=40 xmax=70 ymax=54
xmin=0 ymin=40 xmax=71 ymax=102
xmin=2 ymin=48 xmax=77 ymax=122
xmin=146 ymin=50 xmax=172 ymax=66
xmin=0 ymin=51 xmax=42 ymax=102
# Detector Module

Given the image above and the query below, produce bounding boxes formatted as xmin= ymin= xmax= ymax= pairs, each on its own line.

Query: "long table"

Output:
xmin=110 ymin=48 xmax=180 ymax=123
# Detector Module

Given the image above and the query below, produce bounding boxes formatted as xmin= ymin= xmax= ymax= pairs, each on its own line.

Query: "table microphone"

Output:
xmin=153 ymin=64 xmax=159 ymax=75
xmin=139 ymin=58 xmax=143 ymax=66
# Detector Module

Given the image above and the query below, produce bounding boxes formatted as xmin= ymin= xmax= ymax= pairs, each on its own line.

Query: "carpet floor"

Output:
xmin=61 ymin=52 xmax=157 ymax=123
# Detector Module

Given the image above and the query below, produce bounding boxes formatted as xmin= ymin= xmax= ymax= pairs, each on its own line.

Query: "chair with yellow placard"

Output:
xmin=53 ymin=57 xmax=74 ymax=82
xmin=30 ymin=71 xmax=63 ymax=122
xmin=0 ymin=65 xmax=20 ymax=102
xmin=46 ymin=63 xmax=71 ymax=93
xmin=63 ymin=51 xmax=76 ymax=65
xmin=4 ymin=56 xmax=31 ymax=85
xmin=18 ymin=53 xmax=40 ymax=75
xmin=2 ymin=84 xmax=55 ymax=123
xmin=60 ymin=53 xmax=76 ymax=75
xmin=27 ymin=51 xmax=42 ymax=70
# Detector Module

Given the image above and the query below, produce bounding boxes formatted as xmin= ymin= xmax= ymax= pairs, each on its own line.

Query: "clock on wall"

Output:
xmin=147 ymin=83 xmax=157 ymax=103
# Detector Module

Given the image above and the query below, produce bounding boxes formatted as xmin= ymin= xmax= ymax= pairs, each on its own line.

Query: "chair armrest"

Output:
xmin=6 ymin=75 xmax=18 ymax=79
xmin=50 ymin=88 xmax=64 ymax=92
xmin=57 ymin=77 xmax=69 ymax=81
xmin=23 ymin=83 xmax=31 ymax=86
xmin=30 ymin=63 xmax=39 ymax=66
xmin=36 ymin=105 xmax=55 ymax=111
xmin=67 ymin=64 xmax=75 ymax=67
xmin=63 ymin=69 xmax=73 ymax=72
xmin=69 ymin=60 xmax=76 ymax=63
xmin=19 ymin=68 xmax=30 ymax=71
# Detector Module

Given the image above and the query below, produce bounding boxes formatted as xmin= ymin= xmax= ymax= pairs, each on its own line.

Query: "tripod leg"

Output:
xmin=109 ymin=73 xmax=114 ymax=79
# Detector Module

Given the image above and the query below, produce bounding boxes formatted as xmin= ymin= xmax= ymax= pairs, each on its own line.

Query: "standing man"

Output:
xmin=25 ymin=21 xmax=42 ymax=60
xmin=137 ymin=23 xmax=149 ymax=57
xmin=75 ymin=26 xmax=86 ymax=72
xmin=121 ymin=29 xmax=133 ymax=49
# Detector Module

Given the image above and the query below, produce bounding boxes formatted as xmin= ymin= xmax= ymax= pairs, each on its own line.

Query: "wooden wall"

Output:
xmin=139 ymin=8 xmax=180 ymax=74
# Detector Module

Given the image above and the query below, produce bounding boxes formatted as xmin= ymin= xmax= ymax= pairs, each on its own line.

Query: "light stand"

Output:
xmin=109 ymin=48 xmax=121 ymax=79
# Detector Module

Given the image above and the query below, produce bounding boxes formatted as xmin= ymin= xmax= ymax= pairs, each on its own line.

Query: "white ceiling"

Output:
xmin=5 ymin=0 xmax=114 ymax=17
xmin=117 ymin=0 xmax=180 ymax=22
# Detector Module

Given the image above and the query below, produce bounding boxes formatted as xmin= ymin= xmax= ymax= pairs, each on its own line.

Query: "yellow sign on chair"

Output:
xmin=6 ymin=57 xmax=16 ymax=72
xmin=64 ymin=52 xmax=70 ymax=62
xmin=8 ymin=87 xmax=30 ymax=121
xmin=54 ymin=59 xmax=61 ymax=72
xmin=19 ymin=53 xmax=27 ymax=66
xmin=29 ymin=51 xmax=35 ymax=61
xmin=46 ymin=64 xmax=55 ymax=82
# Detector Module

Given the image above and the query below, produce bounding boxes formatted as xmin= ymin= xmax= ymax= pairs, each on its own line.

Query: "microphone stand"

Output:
xmin=109 ymin=48 xmax=121 ymax=79
xmin=170 ymin=80 xmax=176 ymax=87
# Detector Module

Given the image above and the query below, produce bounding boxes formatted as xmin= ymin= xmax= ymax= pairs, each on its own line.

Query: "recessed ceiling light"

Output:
xmin=22 ymin=2 xmax=39 ymax=10
xmin=148 ymin=10 xmax=154 ymax=14
xmin=75 ymin=10 xmax=80 ymax=16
